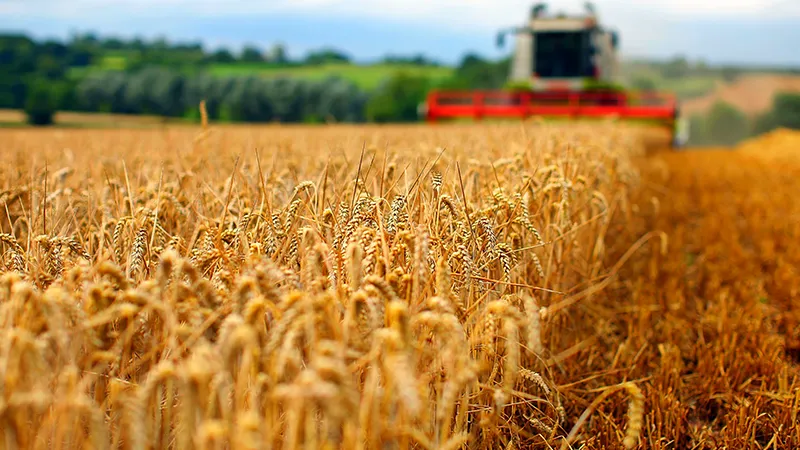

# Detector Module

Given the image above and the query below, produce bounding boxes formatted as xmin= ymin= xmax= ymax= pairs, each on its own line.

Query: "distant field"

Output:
xmin=209 ymin=62 xmax=719 ymax=97
xmin=207 ymin=62 xmax=454 ymax=89
xmin=681 ymin=73 xmax=800 ymax=117
xmin=622 ymin=71 xmax=719 ymax=101
xmin=99 ymin=54 xmax=128 ymax=70
xmin=0 ymin=109 xmax=185 ymax=128
xmin=656 ymin=76 xmax=719 ymax=100
xmin=68 ymin=60 xmax=454 ymax=90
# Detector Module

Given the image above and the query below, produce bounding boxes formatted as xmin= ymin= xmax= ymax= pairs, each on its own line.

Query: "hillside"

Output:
xmin=70 ymin=60 xmax=455 ymax=91
xmin=207 ymin=63 xmax=453 ymax=90
xmin=681 ymin=74 xmax=800 ymax=116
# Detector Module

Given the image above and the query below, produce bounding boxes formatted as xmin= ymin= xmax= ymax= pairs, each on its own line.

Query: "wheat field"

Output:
xmin=0 ymin=121 xmax=797 ymax=449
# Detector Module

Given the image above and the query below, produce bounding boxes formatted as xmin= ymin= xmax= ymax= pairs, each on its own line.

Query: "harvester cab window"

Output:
xmin=534 ymin=31 xmax=594 ymax=78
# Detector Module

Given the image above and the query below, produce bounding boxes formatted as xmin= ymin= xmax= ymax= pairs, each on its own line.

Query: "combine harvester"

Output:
xmin=423 ymin=3 xmax=688 ymax=148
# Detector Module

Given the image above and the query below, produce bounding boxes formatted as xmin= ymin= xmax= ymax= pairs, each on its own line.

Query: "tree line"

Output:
xmin=63 ymin=58 xmax=505 ymax=124
xmin=1 ymin=32 xmax=500 ymax=126
xmin=687 ymin=92 xmax=800 ymax=147
xmin=68 ymin=69 xmax=366 ymax=123
xmin=628 ymin=55 xmax=800 ymax=82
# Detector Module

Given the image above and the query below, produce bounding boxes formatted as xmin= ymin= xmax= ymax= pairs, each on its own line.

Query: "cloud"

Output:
xmin=1 ymin=0 xmax=794 ymax=59
xmin=3 ymin=0 xmax=798 ymax=26
xmin=3 ymin=0 xmax=798 ymax=65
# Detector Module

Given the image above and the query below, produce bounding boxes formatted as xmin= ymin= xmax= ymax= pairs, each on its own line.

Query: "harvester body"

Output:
xmin=507 ymin=9 xmax=619 ymax=90
xmin=424 ymin=3 xmax=686 ymax=147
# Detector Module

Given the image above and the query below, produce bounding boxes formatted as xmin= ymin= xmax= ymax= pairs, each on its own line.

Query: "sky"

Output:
xmin=2 ymin=0 xmax=800 ymax=66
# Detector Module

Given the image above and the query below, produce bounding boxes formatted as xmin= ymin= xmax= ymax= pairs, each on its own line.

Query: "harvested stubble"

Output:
xmin=0 ymin=121 xmax=653 ymax=449
xmin=620 ymin=148 xmax=800 ymax=449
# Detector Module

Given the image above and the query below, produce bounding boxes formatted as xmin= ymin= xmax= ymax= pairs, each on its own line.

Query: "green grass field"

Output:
xmin=207 ymin=63 xmax=454 ymax=89
xmin=621 ymin=64 xmax=720 ymax=100
xmin=654 ymin=76 xmax=719 ymax=100
xmin=68 ymin=59 xmax=454 ymax=90
xmin=69 ymin=61 xmax=716 ymax=100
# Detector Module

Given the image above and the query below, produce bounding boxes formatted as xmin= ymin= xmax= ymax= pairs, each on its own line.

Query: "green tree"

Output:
xmin=630 ymin=75 xmax=657 ymax=91
xmin=694 ymin=59 xmax=710 ymax=75
xmin=268 ymin=43 xmax=288 ymax=64
xmin=686 ymin=114 xmax=710 ymax=147
xmin=221 ymin=77 xmax=273 ymax=122
xmin=705 ymin=101 xmax=749 ymax=146
xmin=382 ymin=54 xmax=438 ymax=66
xmin=366 ymin=72 xmax=430 ymax=123
xmin=315 ymin=77 xmax=367 ymax=122
xmin=661 ymin=55 xmax=690 ymax=79
xmin=24 ymin=80 xmax=57 ymax=126
xmin=720 ymin=66 xmax=741 ymax=83
xmin=448 ymin=54 xmax=510 ymax=89
xmin=264 ymin=77 xmax=306 ymax=122
xmin=210 ymin=48 xmax=236 ymax=63
xmin=752 ymin=111 xmax=777 ymax=136
xmin=753 ymin=92 xmax=800 ymax=135
xmin=54 ymin=79 xmax=78 ymax=111
xmin=304 ymin=48 xmax=350 ymax=65
xmin=769 ymin=92 xmax=800 ymax=129
xmin=75 ymin=71 xmax=127 ymax=113
xmin=241 ymin=45 xmax=264 ymax=63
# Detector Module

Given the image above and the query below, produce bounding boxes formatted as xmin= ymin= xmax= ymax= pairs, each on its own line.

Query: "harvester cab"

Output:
xmin=498 ymin=3 xmax=619 ymax=92
xmin=423 ymin=3 xmax=688 ymax=148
